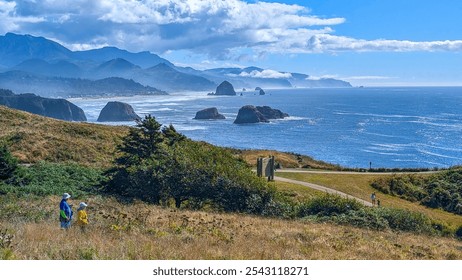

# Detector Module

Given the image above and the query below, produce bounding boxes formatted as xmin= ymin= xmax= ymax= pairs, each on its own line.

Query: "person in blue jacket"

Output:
xmin=60 ymin=193 xmax=73 ymax=229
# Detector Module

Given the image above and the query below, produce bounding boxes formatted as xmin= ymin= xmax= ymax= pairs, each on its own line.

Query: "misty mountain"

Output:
xmin=0 ymin=33 xmax=73 ymax=67
xmin=0 ymin=33 xmax=352 ymax=94
xmin=202 ymin=67 xmax=351 ymax=89
xmin=74 ymin=46 xmax=173 ymax=68
xmin=203 ymin=67 xmax=293 ymax=89
xmin=141 ymin=63 xmax=216 ymax=91
xmin=13 ymin=59 xmax=83 ymax=78
xmin=91 ymin=58 xmax=141 ymax=79
xmin=0 ymin=71 xmax=166 ymax=98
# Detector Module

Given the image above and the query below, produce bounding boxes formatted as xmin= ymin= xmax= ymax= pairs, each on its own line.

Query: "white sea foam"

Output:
xmin=416 ymin=149 xmax=462 ymax=160
xmin=172 ymin=125 xmax=207 ymax=131
xmin=278 ymin=116 xmax=307 ymax=121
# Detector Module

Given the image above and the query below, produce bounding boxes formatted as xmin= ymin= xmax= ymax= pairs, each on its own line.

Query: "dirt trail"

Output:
xmin=274 ymin=175 xmax=373 ymax=207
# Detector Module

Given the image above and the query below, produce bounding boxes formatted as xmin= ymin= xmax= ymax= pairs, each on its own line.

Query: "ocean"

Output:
xmin=69 ymin=87 xmax=462 ymax=169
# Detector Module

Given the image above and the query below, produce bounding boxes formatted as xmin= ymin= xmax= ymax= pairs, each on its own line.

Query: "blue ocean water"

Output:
xmin=70 ymin=87 xmax=462 ymax=169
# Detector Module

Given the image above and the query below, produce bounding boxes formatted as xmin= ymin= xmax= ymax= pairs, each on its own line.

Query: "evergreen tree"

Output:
xmin=105 ymin=114 xmax=274 ymax=213
xmin=0 ymin=144 xmax=18 ymax=181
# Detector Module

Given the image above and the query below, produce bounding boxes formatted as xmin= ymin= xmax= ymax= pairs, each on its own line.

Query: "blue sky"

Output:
xmin=1 ymin=0 xmax=462 ymax=86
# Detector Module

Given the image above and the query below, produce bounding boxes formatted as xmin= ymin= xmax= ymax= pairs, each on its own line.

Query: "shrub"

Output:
xmin=0 ymin=144 xmax=18 ymax=181
xmin=371 ymin=170 xmax=462 ymax=215
xmin=332 ymin=208 xmax=390 ymax=230
xmin=373 ymin=207 xmax=435 ymax=234
xmin=6 ymin=162 xmax=104 ymax=198
xmin=296 ymin=194 xmax=363 ymax=217
xmin=456 ymin=225 xmax=462 ymax=239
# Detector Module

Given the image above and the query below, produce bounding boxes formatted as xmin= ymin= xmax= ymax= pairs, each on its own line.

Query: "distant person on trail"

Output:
xmin=59 ymin=193 xmax=73 ymax=229
xmin=76 ymin=202 xmax=89 ymax=232
xmin=377 ymin=199 xmax=381 ymax=207
xmin=371 ymin=192 xmax=376 ymax=206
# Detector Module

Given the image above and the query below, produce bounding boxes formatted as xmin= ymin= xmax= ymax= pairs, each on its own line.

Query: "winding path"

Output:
xmin=274 ymin=173 xmax=374 ymax=207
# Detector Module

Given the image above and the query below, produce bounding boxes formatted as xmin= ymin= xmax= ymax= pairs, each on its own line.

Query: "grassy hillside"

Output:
xmin=231 ymin=149 xmax=340 ymax=169
xmin=1 ymin=194 xmax=461 ymax=260
xmin=275 ymin=172 xmax=462 ymax=230
xmin=0 ymin=105 xmax=127 ymax=168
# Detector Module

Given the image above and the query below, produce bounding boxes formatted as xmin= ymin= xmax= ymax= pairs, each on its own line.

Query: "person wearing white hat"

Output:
xmin=59 ymin=193 xmax=73 ymax=229
xmin=76 ymin=202 xmax=89 ymax=232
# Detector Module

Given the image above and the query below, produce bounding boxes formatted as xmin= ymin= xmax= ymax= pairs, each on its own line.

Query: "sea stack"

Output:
xmin=194 ymin=107 xmax=226 ymax=120
xmin=213 ymin=81 xmax=236 ymax=96
xmin=97 ymin=101 xmax=140 ymax=122
xmin=234 ymin=105 xmax=289 ymax=124
xmin=256 ymin=106 xmax=288 ymax=119
xmin=234 ymin=105 xmax=269 ymax=124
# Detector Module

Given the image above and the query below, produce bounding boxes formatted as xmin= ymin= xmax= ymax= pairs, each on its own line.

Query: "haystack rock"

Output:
xmin=214 ymin=81 xmax=236 ymax=96
xmin=194 ymin=107 xmax=226 ymax=120
xmin=259 ymin=89 xmax=266 ymax=95
xmin=97 ymin=101 xmax=140 ymax=122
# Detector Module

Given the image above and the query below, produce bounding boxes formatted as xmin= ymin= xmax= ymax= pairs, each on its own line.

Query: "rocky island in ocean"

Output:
xmin=234 ymin=105 xmax=289 ymax=124
xmin=0 ymin=88 xmax=86 ymax=121
xmin=97 ymin=101 xmax=140 ymax=122
xmin=194 ymin=107 xmax=226 ymax=120
xmin=208 ymin=81 xmax=236 ymax=96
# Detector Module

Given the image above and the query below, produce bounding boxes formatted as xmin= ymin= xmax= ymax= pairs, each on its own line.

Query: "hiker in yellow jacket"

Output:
xmin=76 ymin=202 xmax=89 ymax=231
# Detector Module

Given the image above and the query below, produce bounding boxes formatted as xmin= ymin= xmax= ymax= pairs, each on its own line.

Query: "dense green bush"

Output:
xmin=331 ymin=208 xmax=390 ymax=230
xmin=371 ymin=170 xmax=462 ymax=215
xmin=374 ymin=207 xmax=434 ymax=233
xmin=0 ymin=144 xmax=18 ymax=182
xmin=296 ymin=194 xmax=363 ymax=217
xmin=456 ymin=225 xmax=462 ymax=239
xmin=370 ymin=174 xmax=426 ymax=202
xmin=105 ymin=115 xmax=274 ymax=214
xmin=295 ymin=194 xmax=443 ymax=235
xmin=1 ymin=162 xmax=104 ymax=198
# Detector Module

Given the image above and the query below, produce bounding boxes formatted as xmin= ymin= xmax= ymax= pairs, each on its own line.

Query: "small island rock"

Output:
xmin=194 ymin=107 xmax=226 ymax=120
xmin=234 ymin=105 xmax=289 ymax=124
xmin=234 ymin=105 xmax=269 ymax=124
xmin=97 ymin=101 xmax=140 ymax=122
xmin=213 ymin=81 xmax=236 ymax=96
xmin=256 ymin=106 xmax=289 ymax=119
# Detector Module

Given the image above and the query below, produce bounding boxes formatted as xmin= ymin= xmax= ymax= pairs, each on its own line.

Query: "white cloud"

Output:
xmin=273 ymin=34 xmax=462 ymax=54
xmin=235 ymin=69 xmax=293 ymax=79
xmin=0 ymin=1 xmax=44 ymax=32
xmin=2 ymin=0 xmax=462 ymax=60
xmin=306 ymin=74 xmax=339 ymax=80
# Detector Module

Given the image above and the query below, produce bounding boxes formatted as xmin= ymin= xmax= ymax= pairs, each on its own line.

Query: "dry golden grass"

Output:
xmin=233 ymin=149 xmax=337 ymax=169
xmin=1 ymin=195 xmax=461 ymax=260
xmin=269 ymin=181 xmax=325 ymax=202
xmin=276 ymin=172 xmax=462 ymax=229
xmin=0 ymin=106 xmax=128 ymax=168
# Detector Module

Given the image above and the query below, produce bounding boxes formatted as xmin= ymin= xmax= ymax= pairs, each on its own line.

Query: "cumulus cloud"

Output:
xmin=298 ymin=34 xmax=462 ymax=53
xmin=230 ymin=69 xmax=293 ymax=79
xmin=1 ymin=0 xmax=462 ymax=60
xmin=0 ymin=1 xmax=44 ymax=31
